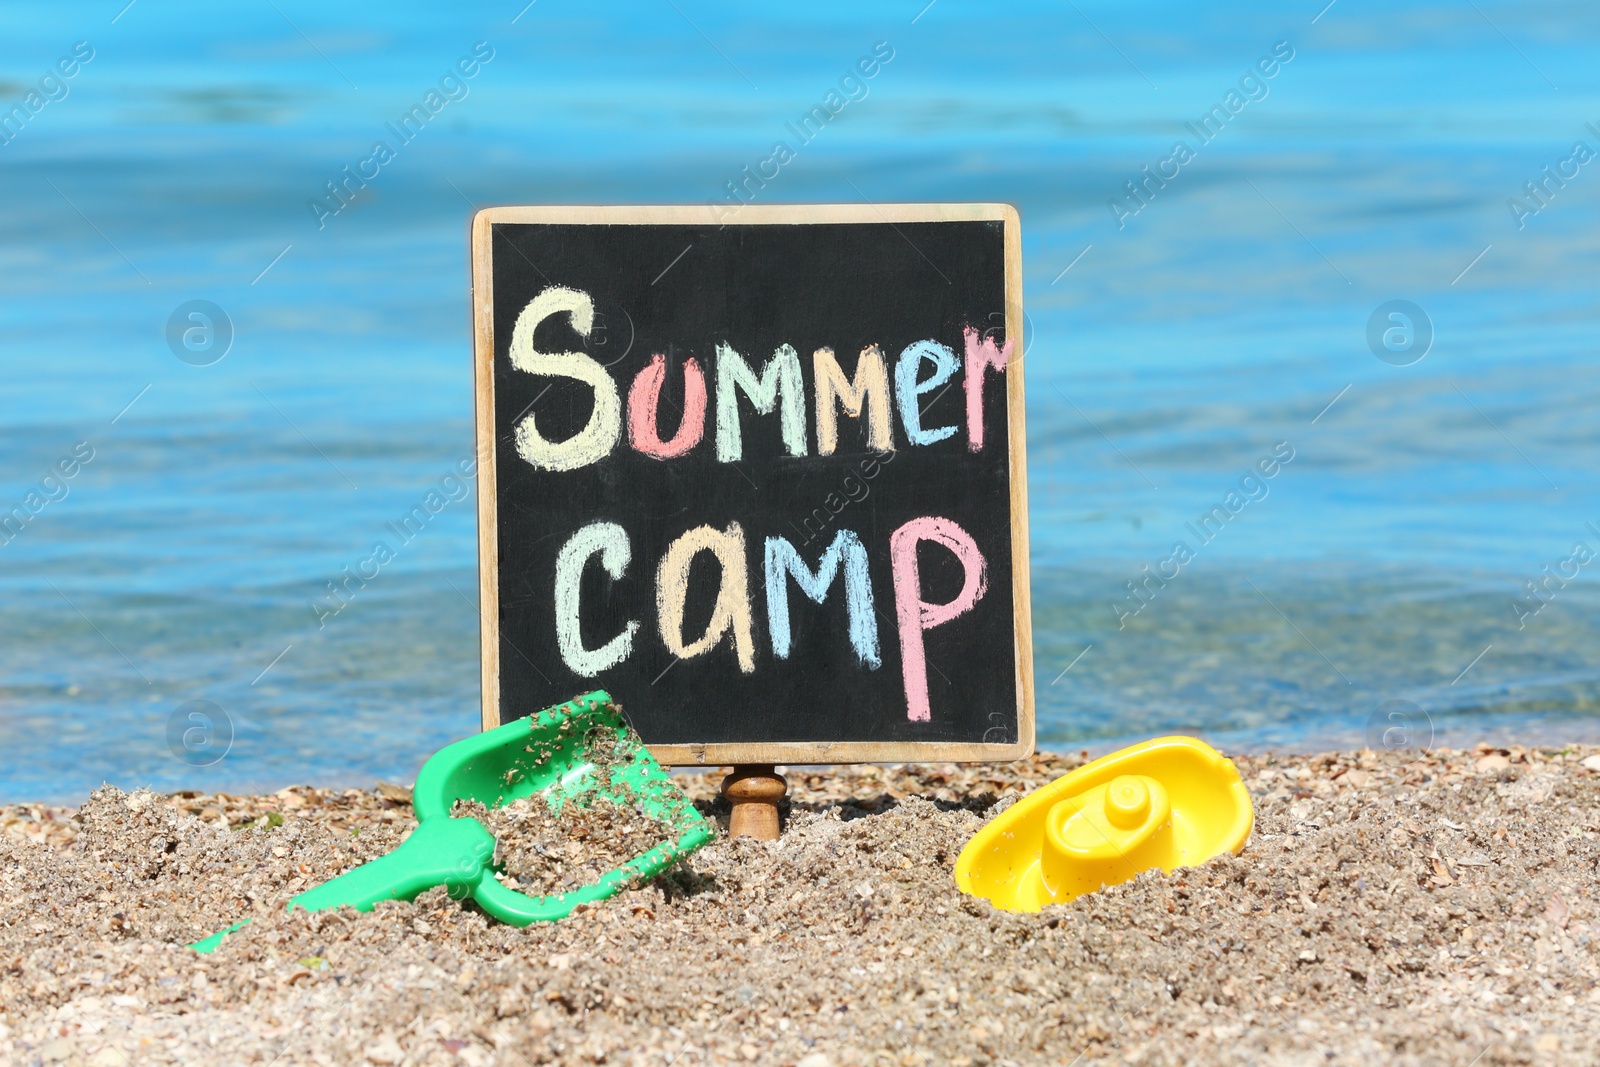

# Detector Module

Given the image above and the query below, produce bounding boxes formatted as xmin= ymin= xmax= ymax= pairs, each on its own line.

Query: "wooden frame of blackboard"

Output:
xmin=469 ymin=203 xmax=1033 ymax=766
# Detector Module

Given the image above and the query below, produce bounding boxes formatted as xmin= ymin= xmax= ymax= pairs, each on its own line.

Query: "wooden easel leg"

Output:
xmin=721 ymin=765 xmax=787 ymax=840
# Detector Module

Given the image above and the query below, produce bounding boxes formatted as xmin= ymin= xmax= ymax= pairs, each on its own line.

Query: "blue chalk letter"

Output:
xmin=894 ymin=340 xmax=960 ymax=446
xmin=764 ymin=530 xmax=880 ymax=668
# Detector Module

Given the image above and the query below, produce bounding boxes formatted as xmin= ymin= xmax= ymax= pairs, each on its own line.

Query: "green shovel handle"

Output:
xmin=289 ymin=816 xmax=497 ymax=912
xmin=190 ymin=816 xmax=496 ymax=952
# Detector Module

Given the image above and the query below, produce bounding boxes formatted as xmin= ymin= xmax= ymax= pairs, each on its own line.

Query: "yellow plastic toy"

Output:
xmin=954 ymin=736 xmax=1253 ymax=912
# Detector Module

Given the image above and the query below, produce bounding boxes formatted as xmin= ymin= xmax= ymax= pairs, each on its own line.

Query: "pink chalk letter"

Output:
xmin=963 ymin=326 xmax=1012 ymax=453
xmin=628 ymin=354 xmax=707 ymax=459
xmin=889 ymin=515 xmax=988 ymax=722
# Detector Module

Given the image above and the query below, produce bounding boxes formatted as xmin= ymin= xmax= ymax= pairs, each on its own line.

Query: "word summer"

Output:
xmin=510 ymin=286 xmax=1013 ymax=469
xmin=553 ymin=517 xmax=988 ymax=724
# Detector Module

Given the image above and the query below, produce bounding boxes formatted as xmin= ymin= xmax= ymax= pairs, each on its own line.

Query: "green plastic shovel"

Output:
xmin=191 ymin=691 xmax=712 ymax=952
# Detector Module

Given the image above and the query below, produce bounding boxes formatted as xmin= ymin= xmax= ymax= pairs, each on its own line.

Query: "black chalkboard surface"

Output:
xmin=470 ymin=205 xmax=1031 ymax=765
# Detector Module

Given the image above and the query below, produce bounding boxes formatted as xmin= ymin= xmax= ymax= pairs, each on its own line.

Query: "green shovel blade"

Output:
xmin=191 ymin=691 xmax=712 ymax=951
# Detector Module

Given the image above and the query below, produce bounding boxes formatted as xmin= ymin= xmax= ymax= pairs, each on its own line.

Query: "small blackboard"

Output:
xmin=470 ymin=204 xmax=1032 ymax=765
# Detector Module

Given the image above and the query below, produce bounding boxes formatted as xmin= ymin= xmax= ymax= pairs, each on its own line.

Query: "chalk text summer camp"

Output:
xmin=510 ymin=285 xmax=1014 ymax=723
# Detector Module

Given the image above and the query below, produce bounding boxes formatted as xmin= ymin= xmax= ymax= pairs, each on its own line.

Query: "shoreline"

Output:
xmin=3 ymin=743 xmax=1599 ymax=1065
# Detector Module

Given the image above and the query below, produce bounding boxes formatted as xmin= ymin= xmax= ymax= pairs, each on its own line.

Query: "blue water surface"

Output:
xmin=3 ymin=0 xmax=1599 ymax=802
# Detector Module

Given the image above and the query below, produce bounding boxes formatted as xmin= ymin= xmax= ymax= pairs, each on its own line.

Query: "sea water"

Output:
xmin=2 ymin=1 xmax=1598 ymax=802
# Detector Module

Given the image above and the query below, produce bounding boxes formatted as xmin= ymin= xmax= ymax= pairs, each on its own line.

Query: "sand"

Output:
xmin=454 ymin=794 xmax=677 ymax=897
xmin=3 ymin=743 xmax=1599 ymax=1066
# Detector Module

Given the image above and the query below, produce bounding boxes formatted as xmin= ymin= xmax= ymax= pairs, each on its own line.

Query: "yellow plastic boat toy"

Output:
xmin=955 ymin=736 xmax=1253 ymax=912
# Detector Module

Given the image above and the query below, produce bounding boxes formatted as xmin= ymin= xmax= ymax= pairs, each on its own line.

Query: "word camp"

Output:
xmin=510 ymin=285 xmax=1014 ymax=724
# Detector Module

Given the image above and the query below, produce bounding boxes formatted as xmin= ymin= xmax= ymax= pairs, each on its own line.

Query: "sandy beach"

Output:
xmin=3 ymin=743 xmax=1598 ymax=1067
